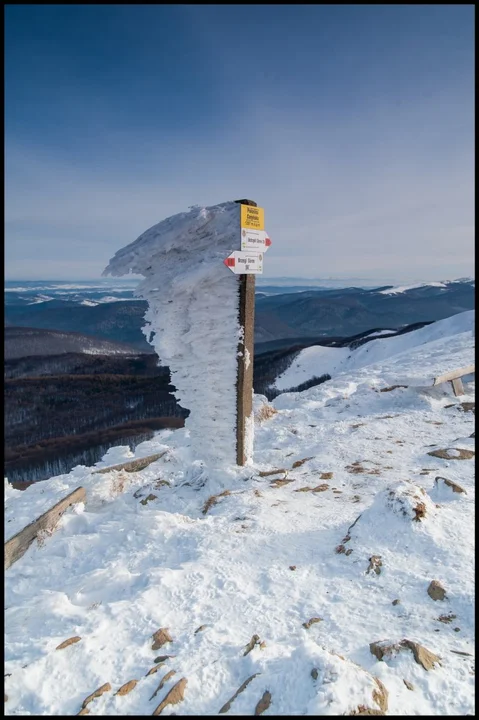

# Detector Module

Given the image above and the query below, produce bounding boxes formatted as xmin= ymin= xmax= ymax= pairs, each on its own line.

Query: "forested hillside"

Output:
xmin=5 ymin=279 xmax=474 ymax=346
xmin=4 ymin=356 xmax=188 ymax=483
xmin=4 ymin=326 xmax=139 ymax=359
xmin=4 ymin=317 xmax=441 ymax=483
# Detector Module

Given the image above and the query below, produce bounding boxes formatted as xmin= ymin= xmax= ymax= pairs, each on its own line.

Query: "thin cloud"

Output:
xmin=5 ymin=9 xmax=474 ymax=284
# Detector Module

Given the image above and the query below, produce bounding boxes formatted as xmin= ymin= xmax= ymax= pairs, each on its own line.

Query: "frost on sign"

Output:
xmin=103 ymin=202 xmax=247 ymax=466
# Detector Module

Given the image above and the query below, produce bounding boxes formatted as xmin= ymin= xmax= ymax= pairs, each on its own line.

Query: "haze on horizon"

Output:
xmin=5 ymin=5 xmax=475 ymax=282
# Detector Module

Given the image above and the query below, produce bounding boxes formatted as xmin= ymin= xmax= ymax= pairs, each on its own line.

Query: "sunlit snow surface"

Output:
xmin=5 ymin=311 xmax=475 ymax=715
xmin=103 ymin=202 xmax=244 ymax=466
xmin=378 ymin=281 xmax=450 ymax=294
xmin=275 ymin=311 xmax=474 ymax=391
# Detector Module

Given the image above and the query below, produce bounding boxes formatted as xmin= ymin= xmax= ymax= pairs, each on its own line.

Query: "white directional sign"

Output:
xmin=224 ymin=251 xmax=263 ymax=274
xmin=240 ymin=228 xmax=272 ymax=253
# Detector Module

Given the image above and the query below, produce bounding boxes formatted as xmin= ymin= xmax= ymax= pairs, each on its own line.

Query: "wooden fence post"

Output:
xmin=234 ymin=199 xmax=257 ymax=465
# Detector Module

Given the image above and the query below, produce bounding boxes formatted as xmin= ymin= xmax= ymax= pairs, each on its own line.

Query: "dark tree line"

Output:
xmin=5 ymin=352 xmax=162 ymax=379
xmin=253 ymin=345 xmax=305 ymax=397
xmin=6 ymin=341 xmax=336 ymax=485
xmin=5 ymin=373 xmax=186 ymax=447
xmin=4 ymin=353 xmax=188 ymax=484
xmin=5 ymin=418 xmax=184 ymax=483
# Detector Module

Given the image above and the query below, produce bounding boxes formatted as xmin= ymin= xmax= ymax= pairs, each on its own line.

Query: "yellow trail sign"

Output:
xmin=241 ymin=204 xmax=264 ymax=231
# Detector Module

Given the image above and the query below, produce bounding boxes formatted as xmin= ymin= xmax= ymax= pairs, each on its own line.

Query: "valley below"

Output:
xmin=4 ymin=279 xmax=475 ymax=484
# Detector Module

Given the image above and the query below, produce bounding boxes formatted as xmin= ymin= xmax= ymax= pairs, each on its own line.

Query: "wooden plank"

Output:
xmin=234 ymin=199 xmax=257 ymax=466
xmin=4 ymin=486 xmax=86 ymax=571
xmin=8 ymin=451 xmax=167 ymax=493
xmin=236 ymin=272 xmax=256 ymax=465
xmin=433 ymin=364 xmax=475 ymax=386
xmin=451 ymin=377 xmax=465 ymax=397
xmin=92 ymin=451 xmax=166 ymax=475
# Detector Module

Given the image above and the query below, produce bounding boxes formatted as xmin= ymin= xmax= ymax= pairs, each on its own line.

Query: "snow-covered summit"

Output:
xmin=5 ymin=307 xmax=475 ymax=715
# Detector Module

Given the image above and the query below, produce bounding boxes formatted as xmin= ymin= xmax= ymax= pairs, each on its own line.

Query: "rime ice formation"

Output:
xmin=103 ymin=201 xmax=246 ymax=465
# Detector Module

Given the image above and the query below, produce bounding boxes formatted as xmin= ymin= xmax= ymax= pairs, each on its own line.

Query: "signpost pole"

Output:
xmin=234 ymin=199 xmax=257 ymax=466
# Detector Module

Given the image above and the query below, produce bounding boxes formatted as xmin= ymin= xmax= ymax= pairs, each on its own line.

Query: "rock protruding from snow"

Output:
xmin=254 ymin=690 xmax=272 ymax=715
xmin=433 ymin=476 xmax=467 ymax=495
xmin=370 ymin=639 xmax=441 ymax=671
xmin=385 ymin=483 xmax=435 ymax=523
xmin=427 ymin=580 xmax=447 ymax=601
xmin=151 ymin=677 xmax=187 ymax=716
xmin=152 ymin=628 xmax=173 ymax=650
xmin=103 ymin=202 xmax=244 ymax=465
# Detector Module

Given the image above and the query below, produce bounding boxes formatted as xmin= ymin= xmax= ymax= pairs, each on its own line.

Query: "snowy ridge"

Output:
xmin=378 ymin=281 xmax=448 ymax=295
xmin=79 ymin=296 xmax=138 ymax=306
xmin=4 ymin=309 xmax=475 ymax=716
xmin=4 ymin=327 xmax=139 ymax=359
xmin=27 ymin=294 xmax=54 ymax=304
xmin=104 ymin=202 xmax=245 ymax=465
xmin=378 ymin=278 xmax=474 ymax=295
xmin=5 ymin=281 xmax=139 ymax=292
xmin=274 ymin=310 xmax=474 ymax=391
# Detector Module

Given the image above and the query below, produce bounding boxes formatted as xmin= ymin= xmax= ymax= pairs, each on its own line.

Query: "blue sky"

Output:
xmin=5 ymin=4 xmax=475 ymax=281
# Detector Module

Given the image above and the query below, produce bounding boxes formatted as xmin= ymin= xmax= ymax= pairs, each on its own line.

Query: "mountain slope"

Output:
xmin=4 ymin=301 xmax=153 ymax=352
xmin=4 ymin=326 xmax=140 ymax=359
xmin=5 ymin=279 xmax=474 ymax=346
xmin=4 ymin=312 xmax=475 ymax=716
xmin=274 ymin=310 xmax=474 ymax=391
xmin=255 ymin=279 xmax=474 ymax=340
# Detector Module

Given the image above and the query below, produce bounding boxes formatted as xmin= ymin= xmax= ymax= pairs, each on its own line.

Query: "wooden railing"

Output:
xmin=432 ymin=364 xmax=475 ymax=397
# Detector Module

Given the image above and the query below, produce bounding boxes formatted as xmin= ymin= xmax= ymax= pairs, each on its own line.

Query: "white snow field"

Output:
xmin=4 ymin=312 xmax=475 ymax=716
xmin=378 ymin=282 xmax=449 ymax=295
xmin=377 ymin=278 xmax=474 ymax=295
xmin=274 ymin=310 xmax=474 ymax=391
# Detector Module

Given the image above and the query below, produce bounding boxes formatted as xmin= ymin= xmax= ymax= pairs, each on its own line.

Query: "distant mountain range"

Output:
xmin=5 ymin=299 xmax=153 ymax=351
xmin=254 ymin=278 xmax=474 ymax=342
xmin=4 ymin=278 xmax=474 ymax=350
xmin=4 ymin=277 xmax=474 ymax=485
xmin=4 ymin=326 xmax=139 ymax=360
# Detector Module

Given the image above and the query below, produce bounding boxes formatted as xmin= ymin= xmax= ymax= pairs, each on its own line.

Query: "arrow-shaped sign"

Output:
xmin=240 ymin=229 xmax=272 ymax=253
xmin=224 ymin=251 xmax=263 ymax=274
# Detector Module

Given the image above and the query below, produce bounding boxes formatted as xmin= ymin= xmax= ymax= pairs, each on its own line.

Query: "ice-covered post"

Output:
xmin=103 ymin=200 xmax=270 ymax=469
xmin=234 ymin=199 xmax=257 ymax=466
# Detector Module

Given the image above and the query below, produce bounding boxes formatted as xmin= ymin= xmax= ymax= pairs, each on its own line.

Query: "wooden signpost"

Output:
xmin=228 ymin=199 xmax=272 ymax=465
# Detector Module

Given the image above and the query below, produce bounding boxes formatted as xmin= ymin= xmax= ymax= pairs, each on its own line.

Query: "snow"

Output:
xmin=275 ymin=345 xmax=350 ymax=390
xmin=379 ymin=281 xmax=448 ymax=295
xmin=244 ymin=408 xmax=255 ymax=467
xmin=4 ymin=309 xmax=475 ymax=716
xmin=96 ymin=295 xmax=138 ymax=303
xmin=103 ymin=202 xmax=244 ymax=466
xmin=365 ymin=329 xmax=397 ymax=338
xmin=27 ymin=294 xmax=55 ymax=304
xmin=80 ymin=295 xmax=137 ymax=305
xmin=275 ymin=311 xmax=474 ymax=391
